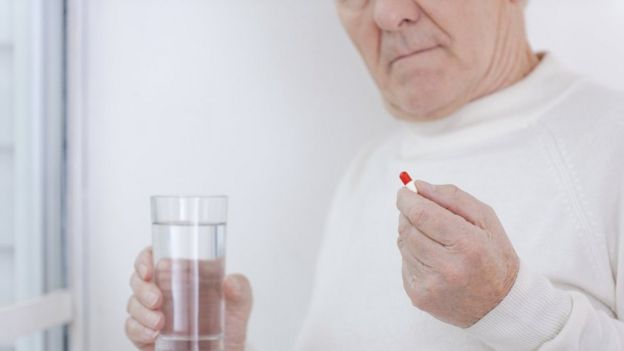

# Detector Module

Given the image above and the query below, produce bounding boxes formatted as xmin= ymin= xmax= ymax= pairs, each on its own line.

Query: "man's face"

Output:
xmin=337 ymin=0 xmax=505 ymax=121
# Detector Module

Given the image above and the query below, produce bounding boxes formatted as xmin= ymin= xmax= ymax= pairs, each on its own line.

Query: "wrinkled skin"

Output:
xmin=396 ymin=180 xmax=520 ymax=327
xmin=336 ymin=0 xmax=537 ymax=120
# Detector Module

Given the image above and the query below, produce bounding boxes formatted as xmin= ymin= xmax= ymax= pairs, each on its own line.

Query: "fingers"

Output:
xmin=398 ymin=214 xmax=445 ymax=267
xmin=396 ymin=188 xmax=471 ymax=245
xmin=127 ymin=296 xmax=165 ymax=331
xmin=125 ymin=317 xmax=159 ymax=350
xmin=397 ymin=212 xmax=412 ymax=239
xmin=224 ymin=274 xmax=253 ymax=351
xmin=402 ymin=261 xmax=423 ymax=292
xmin=399 ymin=242 xmax=430 ymax=275
xmin=135 ymin=246 xmax=154 ymax=281
xmin=127 ymin=247 xmax=160 ymax=351
xmin=414 ymin=180 xmax=491 ymax=229
xmin=130 ymin=272 xmax=163 ymax=310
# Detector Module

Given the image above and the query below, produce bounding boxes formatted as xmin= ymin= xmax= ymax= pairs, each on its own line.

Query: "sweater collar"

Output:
xmin=398 ymin=53 xmax=581 ymax=159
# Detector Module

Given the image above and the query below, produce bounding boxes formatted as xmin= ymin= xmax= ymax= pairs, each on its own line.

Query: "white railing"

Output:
xmin=0 ymin=291 xmax=73 ymax=346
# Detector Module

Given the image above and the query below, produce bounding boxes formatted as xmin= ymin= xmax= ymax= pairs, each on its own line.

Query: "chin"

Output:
xmin=383 ymin=73 xmax=472 ymax=121
xmin=384 ymin=90 xmax=450 ymax=121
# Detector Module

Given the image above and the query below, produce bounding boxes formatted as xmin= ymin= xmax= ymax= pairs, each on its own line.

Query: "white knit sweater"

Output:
xmin=293 ymin=54 xmax=624 ymax=350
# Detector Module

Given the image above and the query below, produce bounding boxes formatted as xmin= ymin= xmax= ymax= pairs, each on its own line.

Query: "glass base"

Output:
xmin=155 ymin=336 xmax=224 ymax=351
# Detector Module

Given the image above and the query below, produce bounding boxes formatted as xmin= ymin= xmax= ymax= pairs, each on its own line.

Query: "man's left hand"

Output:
xmin=396 ymin=180 xmax=520 ymax=328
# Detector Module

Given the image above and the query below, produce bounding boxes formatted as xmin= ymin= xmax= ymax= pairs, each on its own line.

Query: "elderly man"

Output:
xmin=126 ymin=0 xmax=624 ymax=349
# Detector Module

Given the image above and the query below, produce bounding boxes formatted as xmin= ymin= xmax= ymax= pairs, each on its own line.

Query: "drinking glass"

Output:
xmin=151 ymin=196 xmax=227 ymax=351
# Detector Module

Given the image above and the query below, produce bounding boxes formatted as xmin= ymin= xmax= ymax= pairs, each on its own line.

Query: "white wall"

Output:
xmin=84 ymin=1 xmax=394 ymax=350
xmin=526 ymin=0 xmax=624 ymax=92
xmin=83 ymin=1 xmax=624 ymax=351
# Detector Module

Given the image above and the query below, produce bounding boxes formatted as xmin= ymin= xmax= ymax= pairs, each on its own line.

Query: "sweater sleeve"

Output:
xmin=466 ymin=262 xmax=624 ymax=350
xmin=465 ymin=85 xmax=624 ymax=350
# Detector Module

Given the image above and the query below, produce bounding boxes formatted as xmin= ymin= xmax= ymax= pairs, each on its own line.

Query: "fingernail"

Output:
xmin=139 ymin=264 xmax=148 ymax=279
xmin=146 ymin=312 xmax=161 ymax=328
xmin=144 ymin=327 xmax=159 ymax=339
xmin=145 ymin=291 xmax=159 ymax=306
xmin=419 ymin=180 xmax=436 ymax=192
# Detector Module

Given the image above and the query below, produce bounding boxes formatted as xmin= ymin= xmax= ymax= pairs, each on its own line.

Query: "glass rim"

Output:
xmin=150 ymin=195 xmax=228 ymax=200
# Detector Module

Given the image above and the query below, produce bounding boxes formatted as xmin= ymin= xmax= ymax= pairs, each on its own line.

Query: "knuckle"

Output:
xmin=402 ymin=265 xmax=415 ymax=288
xmin=140 ymin=246 xmax=152 ymax=259
xmin=443 ymin=184 xmax=460 ymax=198
xmin=406 ymin=231 xmax=420 ymax=248
xmin=126 ymin=317 xmax=157 ymax=343
xmin=396 ymin=188 xmax=410 ymax=209
xmin=410 ymin=287 xmax=432 ymax=310
xmin=125 ymin=317 xmax=137 ymax=338
xmin=152 ymin=311 xmax=165 ymax=330
xmin=398 ymin=220 xmax=411 ymax=237
xmin=131 ymin=274 xmax=146 ymax=294
xmin=133 ymin=277 xmax=149 ymax=298
xmin=397 ymin=237 xmax=405 ymax=250
xmin=133 ymin=271 xmax=149 ymax=289
xmin=451 ymin=234 xmax=472 ymax=252
xmin=410 ymin=294 xmax=424 ymax=309
xmin=448 ymin=184 xmax=459 ymax=193
xmin=141 ymin=287 xmax=159 ymax=308
xmin=135 ymin=247 xmax=152 ymax=268
xmin=483 ymin=204 xmax=497 ymax=219
xmin=407 ymin=206 xmax=429 ymax=227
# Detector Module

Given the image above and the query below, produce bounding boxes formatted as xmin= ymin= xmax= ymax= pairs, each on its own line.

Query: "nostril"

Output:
xmin=399 ymin=18 xmax=411 ymax=28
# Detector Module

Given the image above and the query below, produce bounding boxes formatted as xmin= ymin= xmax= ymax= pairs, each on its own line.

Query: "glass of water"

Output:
xmin=151 ymin=196 xmax=227 ymax=351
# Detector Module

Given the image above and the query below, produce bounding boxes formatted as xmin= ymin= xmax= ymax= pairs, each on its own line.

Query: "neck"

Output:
xmin=471 ymin=8 xmax=539 ymax=103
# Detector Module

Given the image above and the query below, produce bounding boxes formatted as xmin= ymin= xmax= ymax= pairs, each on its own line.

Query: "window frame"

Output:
xmin=0 ymin=0 xmax=87 ymax=349
xmin=65 ymin=0 xmax=88 ymax=349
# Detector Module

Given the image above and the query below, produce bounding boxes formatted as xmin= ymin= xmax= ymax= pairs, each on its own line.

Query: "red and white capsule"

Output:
xmin=400 ymin=171 xmax=418 ymax=193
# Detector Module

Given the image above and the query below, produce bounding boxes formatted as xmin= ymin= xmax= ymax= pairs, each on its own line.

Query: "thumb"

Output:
xmin=224 ymin=274 xmax=253 ymax=351
xmin=414 ymin=180 xmax=491 ymax=229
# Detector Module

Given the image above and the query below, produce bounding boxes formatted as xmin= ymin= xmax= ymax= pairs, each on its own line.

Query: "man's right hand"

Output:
xmin=125 ymin=247 xmax=253 ymax=351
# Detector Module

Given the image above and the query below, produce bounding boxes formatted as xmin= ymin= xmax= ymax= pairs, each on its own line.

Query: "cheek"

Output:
xmin=442 ymin=6 xmax=499 ymax=73
xmin=417 ymin=0 xmax=497 ymax=69
xmin=341 ymin=13 xmax=383 ymax=81
xmin=451 ymin=29 xmax=492 ymax=73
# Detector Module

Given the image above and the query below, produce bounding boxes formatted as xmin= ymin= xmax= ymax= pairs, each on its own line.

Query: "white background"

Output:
xmin=83 ymin=1 xmax=624 ymax=350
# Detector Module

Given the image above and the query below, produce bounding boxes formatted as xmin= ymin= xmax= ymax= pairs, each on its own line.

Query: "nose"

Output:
xmin=373 ymin=0 xmax=421 ymax=32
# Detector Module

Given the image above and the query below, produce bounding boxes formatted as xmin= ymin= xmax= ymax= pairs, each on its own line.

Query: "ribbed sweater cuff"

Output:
xmin=466 ymin=263 xmax=572 ymax=350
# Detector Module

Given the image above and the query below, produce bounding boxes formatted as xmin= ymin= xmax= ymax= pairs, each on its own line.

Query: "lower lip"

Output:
xmin=391 ymin=46 xmax=440 ymax=66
